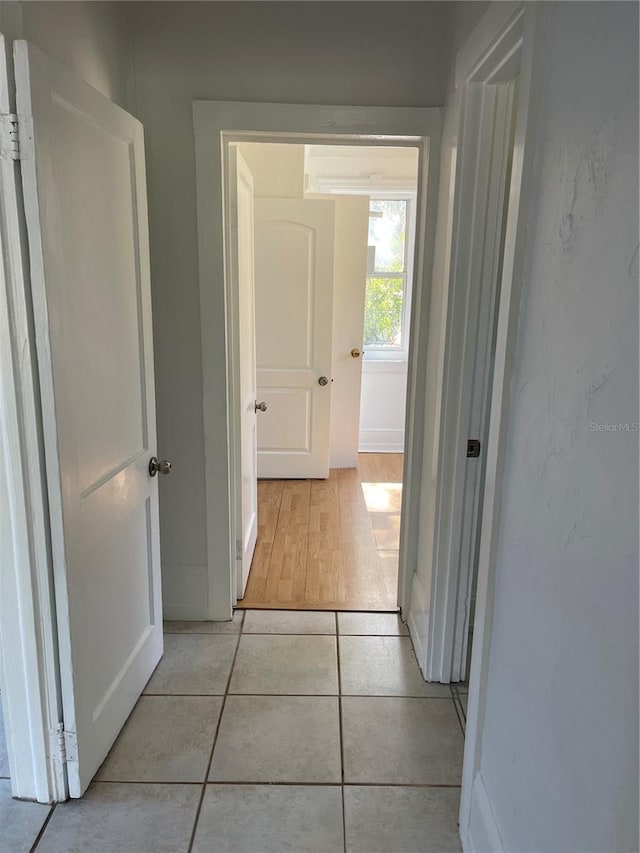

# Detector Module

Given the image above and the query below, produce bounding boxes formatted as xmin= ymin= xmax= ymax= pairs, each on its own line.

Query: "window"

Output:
xmin=363 ymin=198 xmax=413 ymax=358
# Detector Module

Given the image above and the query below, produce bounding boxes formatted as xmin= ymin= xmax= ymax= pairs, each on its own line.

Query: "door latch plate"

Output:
xmin=466 ymin=439 xmax=481 ymax=458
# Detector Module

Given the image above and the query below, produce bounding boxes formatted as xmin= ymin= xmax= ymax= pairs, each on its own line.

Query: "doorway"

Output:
xmin=192 ymin=101 xmax=441 ymax=623
xmin=223 ymin=140 xmax=419 ymax=611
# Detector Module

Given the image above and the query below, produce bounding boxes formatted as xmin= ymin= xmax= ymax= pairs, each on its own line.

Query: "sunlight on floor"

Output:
xmin=360 ymin=482 xmax=403 ymax=513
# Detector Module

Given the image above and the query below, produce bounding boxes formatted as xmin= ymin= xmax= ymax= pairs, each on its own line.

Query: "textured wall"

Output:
xmin=237 ymin=143 xmax=304 ymax=199
xmin=476 ymin=4 xmax=638 ymax=850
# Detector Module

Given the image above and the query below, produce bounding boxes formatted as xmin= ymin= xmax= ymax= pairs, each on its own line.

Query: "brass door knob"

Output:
xmin=350 ymin=348 xmax=361 ymax=358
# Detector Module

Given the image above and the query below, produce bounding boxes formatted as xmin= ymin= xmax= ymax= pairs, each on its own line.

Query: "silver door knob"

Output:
xmin=149 ymin=457 xmax=172 ymax=477
xmin=318 ymin=376 xmax=329 ymax=386
xmin=255 ymin=401 xmax=268 ymax=412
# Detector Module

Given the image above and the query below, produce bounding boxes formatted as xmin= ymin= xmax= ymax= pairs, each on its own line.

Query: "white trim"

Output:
xmin=457 ymin=2 xmax=543 ymax=847
xmin=363 ymin=192 xmax=416 ymax=363
xmin=358 ymin=429 xmax=405 ymax=454
xmin=310 ymin=176 xmax=417 ymax=194
xmin=461 ymin=772 xmax=505 ymax=853
xmin=0 ymin=33 xmax=65 ymax=803
xmin=193 ymin=101 xmax=441 ymax=619
xmin=426 ymin=76 xmax=518 ymax=683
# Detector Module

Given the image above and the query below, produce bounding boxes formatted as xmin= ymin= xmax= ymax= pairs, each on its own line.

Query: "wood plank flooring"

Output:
xmin=238 ymin=453 xmax=403 ymax=611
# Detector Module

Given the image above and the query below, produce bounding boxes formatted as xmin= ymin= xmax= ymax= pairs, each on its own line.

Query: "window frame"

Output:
xmin=363 ymin=191 xmax=417 ymax=362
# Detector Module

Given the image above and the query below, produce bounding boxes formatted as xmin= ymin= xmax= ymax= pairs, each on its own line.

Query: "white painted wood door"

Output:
xmin=254 ymin=198 xmax=335 ymax=479
xmin=229 ymin=148 xmax=258 ymax=597
xmin=15 ymin=40 xmax=163 ymax=797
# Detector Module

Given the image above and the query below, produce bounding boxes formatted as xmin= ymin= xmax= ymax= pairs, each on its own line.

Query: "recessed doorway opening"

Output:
xmin=225 ymin=140 xmax=419 ymax=611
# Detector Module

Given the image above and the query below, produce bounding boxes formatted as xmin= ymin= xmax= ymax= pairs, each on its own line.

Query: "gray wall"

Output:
xmin=474 ymin=3 xmax=638 ymax=850
xmin=126 ymin=1 xmax=456 ymax=617
xmin=0 ymin=2 xmax=128 ymax=108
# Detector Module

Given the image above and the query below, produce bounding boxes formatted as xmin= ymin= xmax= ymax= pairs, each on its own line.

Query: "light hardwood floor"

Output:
xmin=238 ymin=453 xmax=403 ymax=611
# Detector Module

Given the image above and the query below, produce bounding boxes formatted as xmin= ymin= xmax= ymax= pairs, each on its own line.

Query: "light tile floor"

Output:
xmin=0 ymin=611 xmax=465 ymax=852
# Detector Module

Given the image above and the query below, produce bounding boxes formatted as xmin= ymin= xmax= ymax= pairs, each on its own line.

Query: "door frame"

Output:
xmin=448 ymin=3 xmax=543 ymax=848
xmin=193 ymin=102 xmax=441 ymax=616
xmin=0 ymin=34 xmax=65 ymax=803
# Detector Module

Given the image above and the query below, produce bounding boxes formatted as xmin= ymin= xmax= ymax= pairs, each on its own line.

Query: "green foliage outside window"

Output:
xmin=364 ymin=199 xmax=408 ymax=348
xmin=363 ymin=276 xmax=404 ymax=346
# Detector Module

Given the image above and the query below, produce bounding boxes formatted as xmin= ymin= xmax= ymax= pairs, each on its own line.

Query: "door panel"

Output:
xmin=254 ymin=199 xmax=335 ymax=479
xmin=230 ymin=147 xmax=258 ymax=598
xmin=257 ymin=389 xmax=311 ymax=451
xmin=15 ymin=40 xmax=162 ymax=797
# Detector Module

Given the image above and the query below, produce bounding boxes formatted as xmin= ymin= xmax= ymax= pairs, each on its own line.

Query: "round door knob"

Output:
xmin=350 ymin=348 xmax=361 ymax=358
xmin=318 ymin=376 xmax=329 ymax=386
xmin=255 ymin=401 xmax=268 ymax=413
xmin=149 ymin=457 xmax=172 ymax=477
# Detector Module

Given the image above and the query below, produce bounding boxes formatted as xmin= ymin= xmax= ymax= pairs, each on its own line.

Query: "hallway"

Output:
xmin=240 ymin=454 xmax=403 ymax=611
xmin=1 ymin=611 xmax=465 ymax=852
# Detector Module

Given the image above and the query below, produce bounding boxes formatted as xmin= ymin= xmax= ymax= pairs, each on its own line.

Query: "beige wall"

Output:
xmin=237 ymin=142 xmax=304 ymax=199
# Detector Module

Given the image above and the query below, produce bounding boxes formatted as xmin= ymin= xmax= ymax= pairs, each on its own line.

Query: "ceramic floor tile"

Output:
xmin=95 ymin=695 xmax=222 ymax=783
xmin=144 ymin=634 xmax=237 ymax=695
xmin=342 ymin=697 xmax=464 ymax=784
xmin=164 ymin=610 xmax=243 ymax=634
xmin=242 ymin=609 xmax=336 ymax=634
xmin=0 ymin=701 xmax=9 ymax=778
xmin=191 ymin=785 xmax=344 ymax=853
xmin=210 ymin=696 xmax=341 ymax=783
xmin=229 ymin=635 xmax=338 ymax=695
xmin=35 ymin=783 xmax=199 ymax=853
xmin=339 ymin=636 xmax=451 ymax=697
xmin=338 ymin=611 xmax=408 ymax=636
xmin=0 ymin=780 xmax=51 ymax=853
xmin=344 ymin=785 xmax=462 ymax=853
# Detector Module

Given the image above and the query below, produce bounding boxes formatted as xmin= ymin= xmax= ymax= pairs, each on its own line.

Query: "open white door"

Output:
xmin=254 ymin=198 xmax=335 ymax=479
xmin=229 ymin=147 xmax=258 ymax=598
xmin=15 ymin=41 xmax=164 ymax=797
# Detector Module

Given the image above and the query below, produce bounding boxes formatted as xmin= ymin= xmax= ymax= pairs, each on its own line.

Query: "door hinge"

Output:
xmin=53 ymin=723 xmax=78 ymax=764
xmin=0 ymin=114 xmax=20 ymax=160
xmin=235 ymin=539 xmax=243 ymax=560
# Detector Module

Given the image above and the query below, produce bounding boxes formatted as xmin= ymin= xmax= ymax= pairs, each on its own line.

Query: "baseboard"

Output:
xmin=406 ymin=571 xmax=429 ymax=678
xmin=358 ymin=428 xmax=405 ymax=453
xmin=161 ymin=563 xmax=210 ymax=621
xmin=461 ymin=773 xmax=505 ymax=853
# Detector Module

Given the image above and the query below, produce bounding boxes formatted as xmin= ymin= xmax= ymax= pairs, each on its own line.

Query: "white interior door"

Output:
xmin=229 ymin=147 xmax=258 ymax=598
xmin=15 ymin=40 xmax=163 ymax=797
xmin=254 ymin=198 xmax=335 ymax=479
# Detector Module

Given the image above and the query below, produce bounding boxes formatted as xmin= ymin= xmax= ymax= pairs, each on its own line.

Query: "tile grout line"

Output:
xmin=90 ymin=778 xmax=463 ymax=789
xmin=30 ymin=804 xmax=56 ymax=852
xmin=335 ymin=612 xmax=348 ymax=853
xmin=142 ymin=692 xmax=455 ymax=699
xmin=450 ymin=685 xmax=466 ymax=736
xmin=186 ymin=619 xmax=244 ymax=853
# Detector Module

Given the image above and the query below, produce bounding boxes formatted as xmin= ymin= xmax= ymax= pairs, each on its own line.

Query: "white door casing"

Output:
xmin=254 ymin=198 xmax=336 ymax=479
xmin=193 ymin=104 xmax=442 ymax=621
xmin=0 ymin=32 xmax=65 ymax=803
xmin=229 ymin=147 xmax=258 ymax=598
xmin=15 ymin=40 xmax=163 ymax=797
